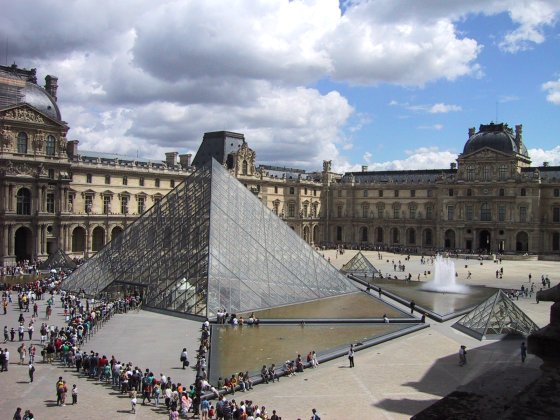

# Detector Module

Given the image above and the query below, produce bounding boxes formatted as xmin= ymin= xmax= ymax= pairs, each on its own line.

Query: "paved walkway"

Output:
xmin=0 ymin=251 xmax=556 ymax=419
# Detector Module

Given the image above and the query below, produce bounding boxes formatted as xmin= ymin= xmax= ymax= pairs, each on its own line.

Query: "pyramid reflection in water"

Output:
xmin=63 ymin=159 xmax=358 ymax=318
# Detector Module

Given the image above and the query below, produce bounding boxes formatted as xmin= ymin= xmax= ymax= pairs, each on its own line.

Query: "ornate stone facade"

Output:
xmin=1 ymin=64 xmax=559 ymax=265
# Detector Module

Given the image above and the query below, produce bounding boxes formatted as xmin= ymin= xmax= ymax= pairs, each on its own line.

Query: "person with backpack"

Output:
xmin=310 ymin=408 xmax=321 ymax=420
xmin=55 ymin=377 xmax=65 ymax=406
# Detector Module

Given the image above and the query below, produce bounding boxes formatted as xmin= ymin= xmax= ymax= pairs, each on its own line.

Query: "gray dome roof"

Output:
xmin=0 ymin=65 xmax=61 ymax=122
xmin=21 ymin=83 xmax=61 ymax=121
xmin=463 ymin=123 xmax=528 ymax=157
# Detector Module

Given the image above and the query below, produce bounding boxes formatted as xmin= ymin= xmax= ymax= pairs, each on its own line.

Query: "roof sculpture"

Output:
xmin=63 ymin=159 xmax=357 ymax=318
xmin=453 ymin=290 xmax=539 ymax=340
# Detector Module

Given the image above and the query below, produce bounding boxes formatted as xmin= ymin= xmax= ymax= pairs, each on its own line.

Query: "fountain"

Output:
xmin=421 ymin=255 xmax=470 ymax=294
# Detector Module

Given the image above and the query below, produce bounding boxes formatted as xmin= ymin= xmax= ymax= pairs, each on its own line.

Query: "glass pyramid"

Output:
xmin=452 ymin=290 xmax=540 ymax=340
xmin=38 ymin=248 xmax=77 ymax=270
xmin=63 ymin=159 xmax=357 ymax=318
xmin=341 ymin=251 xmax=379 ymax=277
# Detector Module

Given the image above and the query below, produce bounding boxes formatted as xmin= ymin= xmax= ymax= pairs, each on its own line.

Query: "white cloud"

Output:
xmin=418 ymin=124 xmax=444 ymax=130
xmin=0 ymin=0 xmax=558 ymax=169
xmin=528 ymin=146 xmax=560 ymax=166
xmin=369 ymin=147 xmax=457 ymax=170
xmin=542 ymin=79 xmax=560 ymax=105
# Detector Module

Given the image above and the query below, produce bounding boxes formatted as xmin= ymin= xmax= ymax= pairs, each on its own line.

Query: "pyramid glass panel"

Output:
xmin=341 ymin=251 xmax=379 ymax=277
xmin=38 ymin=248 xmax=77 ymax=270
xmin=64 ymin=159 xmax=357 ymax=318
xmin=453 ymin=290 xmax=540 ymax=340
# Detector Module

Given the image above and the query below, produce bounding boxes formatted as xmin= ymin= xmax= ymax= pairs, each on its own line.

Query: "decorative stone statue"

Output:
xmin=528 ymin=284 xmax=560 ymax=365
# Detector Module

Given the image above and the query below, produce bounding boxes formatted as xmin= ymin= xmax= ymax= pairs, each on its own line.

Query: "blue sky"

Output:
xmin=2 ymin=0 xmax=559 ymax=171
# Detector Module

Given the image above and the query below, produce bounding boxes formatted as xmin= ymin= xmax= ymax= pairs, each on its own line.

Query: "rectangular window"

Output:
xmin=313 ymin=189 xmax=317 ymax=196
xmin=377 ymin=207 xmax=383 ymax=219
xmin=394 ymin=190 xmax=399 ymax=198
xmin=466 ymin=166 xmax=474 ymax=181
xmin=139 ymin=177 xmax=145 ymax=187
xmin=520 ymin=206 xmax=527 ymax=223
xmin=498 ymin=205 xmax=506 ymax=222
xmin=46 ymin=193 xmax=55 ymax=213
xmin=362 ymin=206 xmax=368 ymax=218
xmin=363 ymin=190 xmax=368 ymax=198
xmin=274 ymin=186 xmax=278 ymax=194
xmin=427 ymin=189 xmax=433 ymax=197
xmin=304 ymin=188 xmax=308 ymax=195
xmin=103 ymin=196 xmax=111 ymax=214
xmin=553 ymin=207 xmax=560 ymax=222
xmin=290 ymin=187 xmax=295 ymax=195
xmin=137 ymin=196 xmax=145 ymax=214
xmin=86 ymin=173 xmax=92 ymax=183
xmin=483 ymin=166 xmax=490 ymax=181
xmin=105 ymin=175 xmax=111 ymax=185
xmin=449 ymin=189 xmax=454 ymax=197
xmin=122 ymin=176 xmax=128 ymax=186
xmin=447 ymin=205 xmax=454 ymax=221
xmin=155 ymin=178 xmax=160 ymax=187
xmin=481 ymin=204 xmax=491 ymax=221
xmin=499 ymin=165 xmax=507 ymax=180
xmin=85 ymin=195 xmax=93 ymax=213
xmin=466 ymin=205 xmax=473 ymax=221
xmin=170 ymin=179 xmax=175 ymax=188
xmin=426 ymin=206 xmax=433 ymax=219
xmin=554 ymin=188 xmax=560 ymax=197
xmin=410 ymin=190 xmax=416 ymax=198
xmin=48 ymin=169 xmax=55 ymax=179
xmin=337 ymin=205 xmax=343 ymax=218
xmin=121 ymin=196 xmax=129 ymax=214
xmin=410 ymin=207 xmax=416 ymax=219
xmin=378 ymin=190 xmax=383 ymax=197
xmin=338 ymin=189 xmax=342 ymax=197
xmin=288 ymin=203 xmax=296 ymax=218
xmin=393 ymin=207 xmax=400 ymax=219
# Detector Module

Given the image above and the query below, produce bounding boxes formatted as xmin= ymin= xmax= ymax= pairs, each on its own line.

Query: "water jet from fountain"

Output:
xmin=421 ymin=255 xmax=470 ymax=294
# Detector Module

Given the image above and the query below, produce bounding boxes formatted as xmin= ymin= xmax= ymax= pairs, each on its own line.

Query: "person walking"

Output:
xmin=28 ymin=362 xmax=35 ymax=383
xmin=180 ymin=348 xmax=189 ymax=369
xmin=310 ymin=408 xmax=321 ymax=420
xmin=459 ymin=345 xmax=467 ymax=366
xmin=520 ymin=342 xmax=527 ymax=363
xmin=410 ymin=300 xmax=416 ymax=314
xmin=348 ymin=344 xmax=355 ymax=368
xmin=71 ymin=384 xmax=78 ymax=405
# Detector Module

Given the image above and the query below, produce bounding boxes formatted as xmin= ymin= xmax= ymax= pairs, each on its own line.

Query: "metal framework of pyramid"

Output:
xmin=452 ymin=290 xmax=540 ymax=340
xmin=63 ymin=159 xmax=357 ymax=319
xmin=340 ymin=251 xmax=379 ymax=277
xmin=38 ymin=248 xmax=77 ymax=270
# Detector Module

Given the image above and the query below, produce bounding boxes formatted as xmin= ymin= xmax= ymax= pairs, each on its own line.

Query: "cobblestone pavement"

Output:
xmin=0 ymin=251 xmax=556 ymax=419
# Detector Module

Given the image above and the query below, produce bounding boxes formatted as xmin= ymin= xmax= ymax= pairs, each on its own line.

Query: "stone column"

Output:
xmin=7 ymin=225 xmax=13 ymax=255
xmin=8 ymin=184 xmax=14 ymax=211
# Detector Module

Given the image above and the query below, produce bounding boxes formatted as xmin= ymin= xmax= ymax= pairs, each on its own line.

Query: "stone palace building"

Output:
xmin=1 ymin=64 xmax=559 ymax=265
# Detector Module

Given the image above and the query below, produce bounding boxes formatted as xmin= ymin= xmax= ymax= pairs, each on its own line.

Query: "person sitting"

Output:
xmin=260 ymin=365 xmax=269 ymax=384
xmin=268 ymin=364 xmax=279 ymax=382
xmin=228 ymin=374 xmax=238 ymax=394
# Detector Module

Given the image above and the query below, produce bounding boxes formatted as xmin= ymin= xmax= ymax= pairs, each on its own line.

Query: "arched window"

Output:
xmin=16 ymin=188 xmax=31 ymax=215
xmin=242 ymin=160 xmax=248 ymax=175
xmin=17 ymin=132 xmax=28 ymax=154
xmin=288 ymin=202 xmax=296 ymax=218
xmin=336 ymin=226 xmax=343 ymax=241
xmin=71 ymin=227 xmax=86 ymax=252
xmin=376 ymin=227 xmax=384 ymax=243
xmin=46 ymin=135 xmax=56 ymax=156
xmin=361 ymin=227 xmax=368 ymax=242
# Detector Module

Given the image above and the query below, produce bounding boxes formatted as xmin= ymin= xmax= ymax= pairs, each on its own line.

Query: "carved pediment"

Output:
xmin=460 ymin=147 xmax=511 ymax=161
xmin=0 ymin=104 xmax=66 ymax=128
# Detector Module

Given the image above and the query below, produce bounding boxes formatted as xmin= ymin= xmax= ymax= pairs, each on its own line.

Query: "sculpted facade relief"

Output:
xmin=0 ymin=128 xmax=15 ymax=148
xmin=3 ymin=108 xmax=45 ymax=124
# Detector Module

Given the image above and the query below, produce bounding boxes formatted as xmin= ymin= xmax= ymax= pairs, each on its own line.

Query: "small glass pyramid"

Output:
xmin=453 ymin=290 xmax=540 ymax=340
xmin=340 ymin=251 xmax=379 ymax=278
xmin=63 ymin=159 xmax=358 ymax=318
xmin=39 ymin=248 xmax=77 ymax=270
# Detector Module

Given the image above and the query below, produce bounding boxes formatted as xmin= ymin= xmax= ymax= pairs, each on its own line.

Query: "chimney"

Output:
xmin=165 ymin=152 xmax=178 ymax=167
xmin=450 ymin=162 xmax=457 ymax=170
xmin=179 ymin=153 xmax=192 ymax=168
xmin=361 ymin=165 xmax=368 ymax=172
xmin=468 ymin=127 xmax=475 ymax=138
xmin=66 ymin=140 xmax=79 ymax=158
xmin=45 ymin=75 xmax=58 ymax=101
xmin=515 ymin=124 xmax=523 ymax=151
